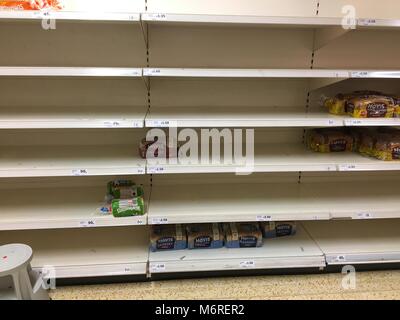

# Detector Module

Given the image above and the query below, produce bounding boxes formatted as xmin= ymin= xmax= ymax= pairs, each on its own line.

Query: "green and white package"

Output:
xmin=111 ymin=197 xmax=145 ymax=217
xmin=107 ymin=180 xmax=144 ymax=199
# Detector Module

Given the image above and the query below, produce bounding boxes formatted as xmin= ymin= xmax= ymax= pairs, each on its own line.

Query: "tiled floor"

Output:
xmin=50 ymin=270 xmax=400 ymax=300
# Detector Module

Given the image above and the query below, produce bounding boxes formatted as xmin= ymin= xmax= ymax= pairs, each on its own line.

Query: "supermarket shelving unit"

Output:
xmin=1 ymin=0 xmax=400 ymax=280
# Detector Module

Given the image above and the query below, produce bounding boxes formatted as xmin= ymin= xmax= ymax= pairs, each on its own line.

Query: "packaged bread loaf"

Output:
xmin=107 ymin=180 xmax=144 ymax=199
xmin=224 ymin=223 xmax=263 ymax=248
xmin=392 ymin=96 xmax=400 ymax=118
xmin=150 ymin=224 xmax=187 ymax=252
xmin=139 ymin=136 xmax=178 ymax=159
xmin=323 ymin=91 xmax=383 ymax=116
xmin=357 ymin=129 xmax=377 ymax=157
xmin=324 ymin=93 xmax=353 ymax=115
xmin=346 ymin=94 xmax=395 ymax=118
xmin=186 ymin=223 xmax=223 ymax=249
xmin=260 ymin=222 xmax=297 ymax=239
xmin=306 ymin=128 xmax=354 ymax=153
xmin=111 ymin=197 xmax=144 ymax=217
xmin=373 ymin=132 xmax=400 ymax=161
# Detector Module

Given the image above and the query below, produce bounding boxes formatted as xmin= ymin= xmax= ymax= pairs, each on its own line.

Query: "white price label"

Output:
xmin=339 ymin=164 xmax=357 ymax=171
xmin=256 ymin=215 xmax=272 ymax=222
xmin=351 ymin=71 xmax=369 ymax=78
xmin=359 ymin=18 xmax=376 ymax=26
xmin=150 ymin=263 xmax=166 ymax=272
xmin=152 ymin=120 xmax=171 ymax=127
xmin=327 ymin=119 xmax=336 ymax=126
xmin=148 ymin=13 xmax=167 ymax=21
xmin=148 ymin=167 xmax=165 ymax=174
xmin=346 ymin=119 xmax=363 ymax=126
xmin=240 ymin=260 xmax=256 ymax=269
xmin=136 ymin=219 xmax=145 ymax=225
xmin=72 ymin=169 xmax=89 ymax=176
xmin=146 ymin=69 xmax=162 ymax=76
xmin=104 ymin=121 xmax=121 ymax=128
xmin=79 ymin=220 xmax=96 ymax=228
xmin=152 ymin=217 xmax=169 ymax=225
xmin=355 ymin=212 xmax=374 ymax=219
xmin=333 ymin=255 xmax=346 ymax=263
xmin=137 ymin=168 xmax=145 ymax=174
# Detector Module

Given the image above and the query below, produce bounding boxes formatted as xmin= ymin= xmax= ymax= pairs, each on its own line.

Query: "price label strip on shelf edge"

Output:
xmin=358 ymin=18 xmax=377 ymax=26
xmin=149 ymin=120 xmax=178 ymax=128
xmin=104 ymin=121 xmax=121 ymax=128
xmin=79 ymin=220 xmax=96 ymax=228
xmin=146 ymin=69 xmax=162 ymax=76
xmin=151 ymin=217 xmax=169 ymax=225
xmin=350 ymin=71 xmax=370 ymax=78
xmin=332 ymin=255 xmax=347 ymax=263
xmin=344 ymin=119 xmax=363 ymax=126
xmin=256 ymin=215 xmax=273 ymax=222
xmin=72 ymin=169 xmax=89 ymax=176
xmin=148 ymin=166 xmax=166 ymax=174
xmin=355 ymin=212 xmax=374 ymax=219
xmin=338 ymin=164 xmax=357 ymax=171
xmin=147 ymin=13 xmax=168 ymax=21
xmin=239 ymin=260 xmax=256 ymax=269
xmin=150 ymin=263 xmax=166 ymax=273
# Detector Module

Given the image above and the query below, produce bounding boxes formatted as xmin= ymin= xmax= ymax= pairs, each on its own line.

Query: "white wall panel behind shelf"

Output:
xmin=149 ymin=78 xmax=310 ymax=108
xmin=0 ymin=227 xmax=149 ymax=278
xmin=0 ymin=22 xmax=146 ymax=67
xmin=313 ymin=30 xmax=400 ymax=70
xmin=148 ymin=25 xmax=314 ymax=68
xmin=0 ymin=78 xmax=147 ymax=108
xmin=318 ymin=0 xmax=400 ymax=20
xmin=146 ymin=0 xmax=318 ymax=17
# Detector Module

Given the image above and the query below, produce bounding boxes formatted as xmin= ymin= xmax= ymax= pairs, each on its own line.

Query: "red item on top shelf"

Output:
xmin=0 ymin=0 xmax=63 ymax=10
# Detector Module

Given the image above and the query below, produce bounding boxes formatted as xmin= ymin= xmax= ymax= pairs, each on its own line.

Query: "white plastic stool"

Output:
xmin=0 ymin=244 xmax=49 ymax=300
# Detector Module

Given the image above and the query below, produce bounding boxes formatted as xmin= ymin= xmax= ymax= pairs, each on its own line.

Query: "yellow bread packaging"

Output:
xmin=306 ymin=129 xmax=354 ymax=153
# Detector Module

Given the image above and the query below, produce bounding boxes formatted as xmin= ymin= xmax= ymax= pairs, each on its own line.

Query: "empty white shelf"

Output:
xmin=0 ymin=186 xmax=148 ymax=231
xmin=149 ymin=179 xmax=400 ymax=224
xmin=142 ymin=13 xmax=342 ymax=27
xmin=0 ymin=11 xmax=141 ymax=22
xmin=149 ymin=224 xmax=325 ymax=274
xmin=144 ymin=68 xmax=400 ymax=79
xmin=148 ymin=182 xmax=331 ymax=224
xmin=304 ymin=220 xmax=400 ymax=265
xmin=0 ymin=67 xmax=142 ymax=77
xmin=0 ymin=106 xmax=147 ymax=129
xmin=142 ymin=13 xmax=400 ymax=30
xmin=146 ymin=107 xmax=343 ymax=128
xmin=0 ymin=227 xmax=149 ymax=278
xmin=147 ymin=144 xmax=400 ymax=174
xmin=0 ymin=145 xmax=145 ymax=178
xmin=143 ymin=68 xmax=350 ymax=78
